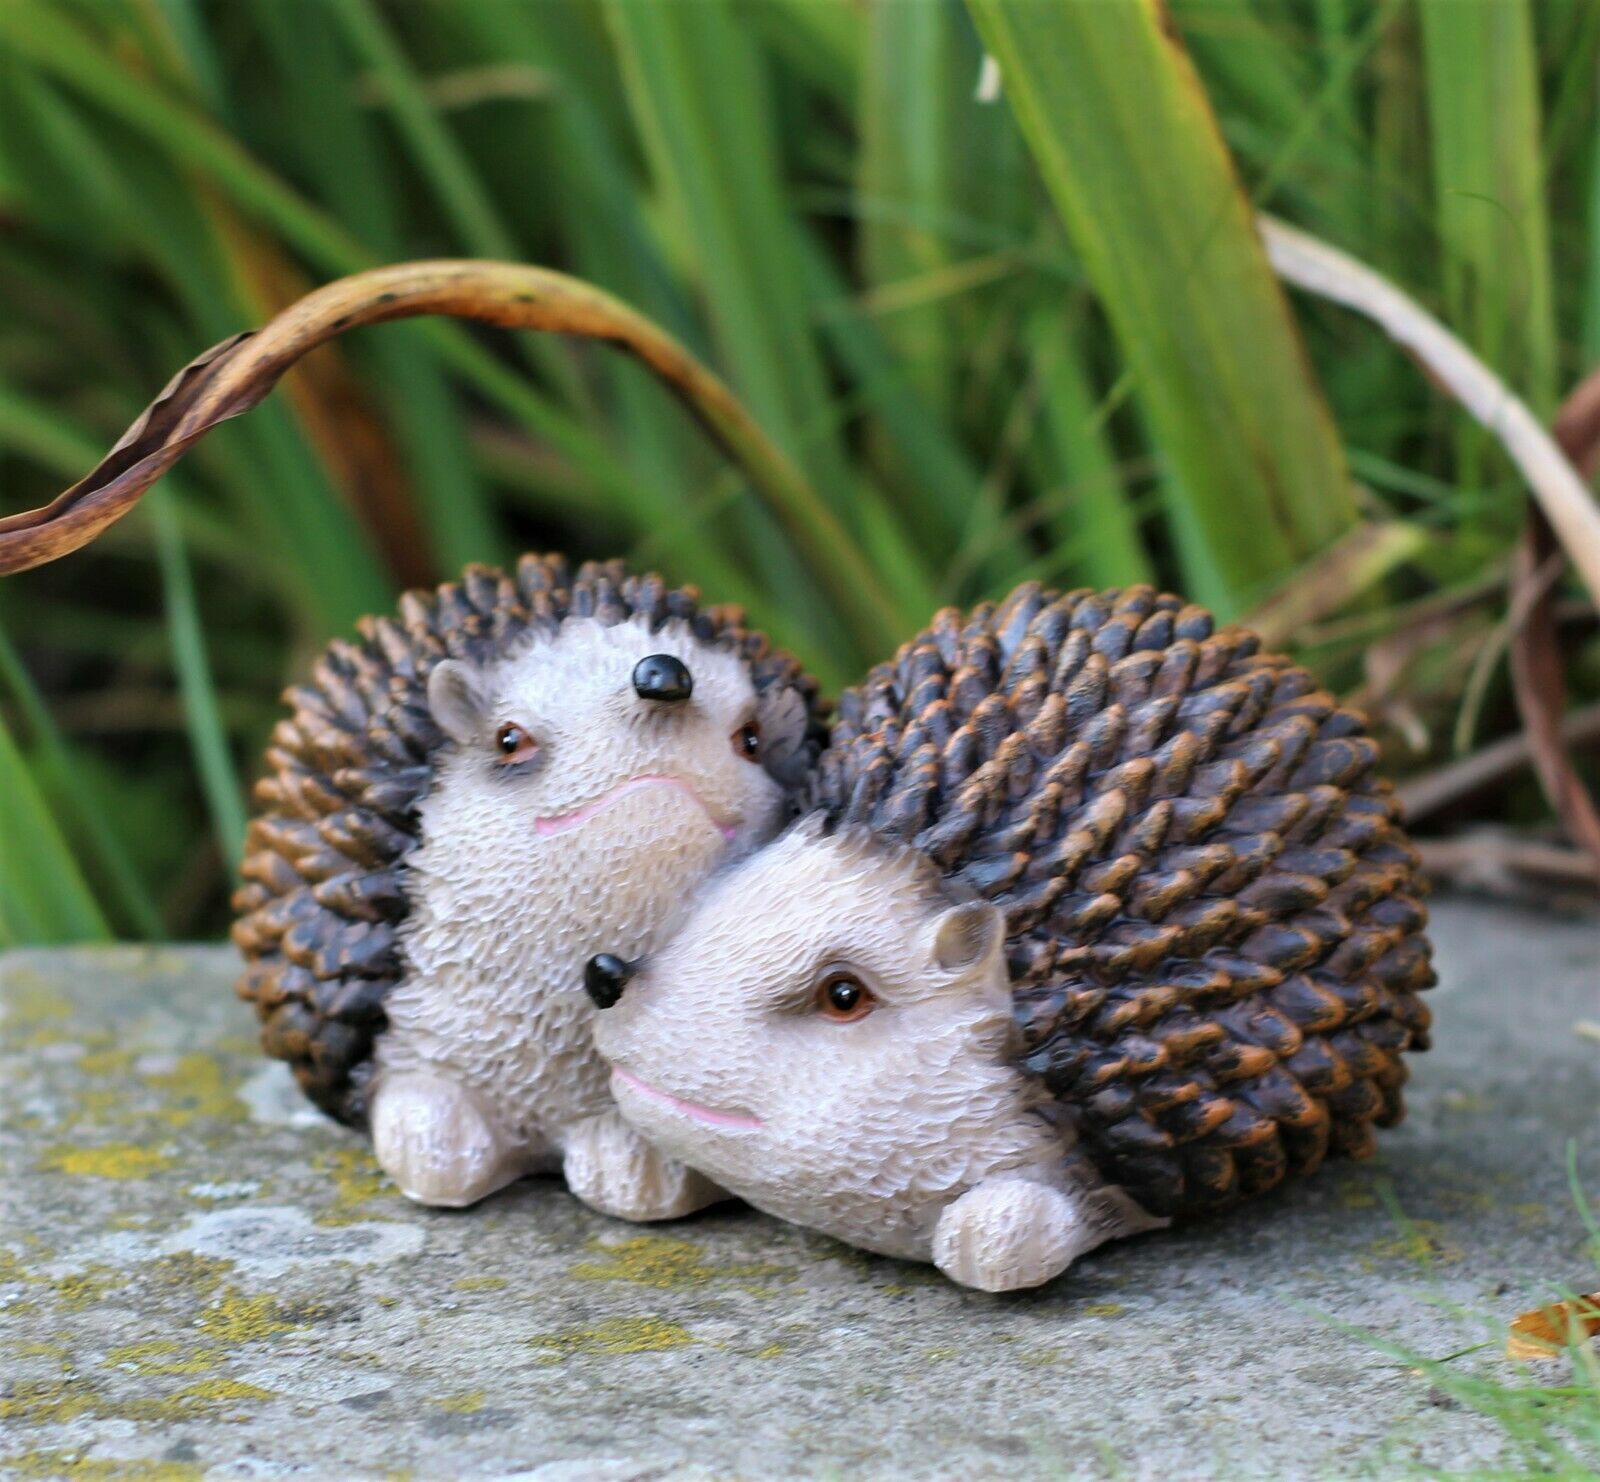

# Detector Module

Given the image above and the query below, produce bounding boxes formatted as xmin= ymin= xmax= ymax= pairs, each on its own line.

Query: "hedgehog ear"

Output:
xmin=427 ymin=659 xmax=490 ymax=744
xmin=754 ymin=683 xmax=809 ymax=785
xmin=931 ymin=901 xmax=1003 ymax=977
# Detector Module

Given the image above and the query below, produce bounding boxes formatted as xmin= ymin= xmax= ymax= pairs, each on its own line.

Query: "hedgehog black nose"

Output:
xmin=632 ymin=653 xmax=692 ymax=703
xmin=585 ymin=953 xmax=635 ymax=1010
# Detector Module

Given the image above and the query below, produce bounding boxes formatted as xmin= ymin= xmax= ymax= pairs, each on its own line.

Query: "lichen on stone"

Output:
xmin=40 ymin=1145 xmax=175 ymax=1180
xmin=525 ymin=1316 xmax=696 ymax=1361
xmin=194 ymin=1289 xmax=309 ymax=1345
xmin=0 ymin=1449 xmax=202 ymax=1481
xmin=569 ymin=1234 xmax=792 ymax=1294
xmin=311 ymin=1144 xmax=392 ymax=1226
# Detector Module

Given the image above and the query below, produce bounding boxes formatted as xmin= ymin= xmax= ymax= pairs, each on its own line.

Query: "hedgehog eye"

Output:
xmin=494 ymin=723 xmax=539 ymax=765
xmin=731 ymin=720 xmax=762 ymax=763
xmin=816 ymin=972 xmax=876 ymax=1023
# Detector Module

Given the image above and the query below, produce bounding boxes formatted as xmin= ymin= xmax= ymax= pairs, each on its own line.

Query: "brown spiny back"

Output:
xmin=231 ymin=553 xmax=826 ymax=1127
xmin=810 ymin=582 xmax=1433 ymax=1219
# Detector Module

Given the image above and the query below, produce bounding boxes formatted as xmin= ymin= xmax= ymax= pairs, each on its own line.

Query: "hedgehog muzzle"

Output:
xmin=585 ymin=953 xmax=636 ymax=1010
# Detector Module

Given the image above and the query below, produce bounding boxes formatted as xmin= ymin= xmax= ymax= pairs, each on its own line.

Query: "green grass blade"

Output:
xmin=0 ymin=625 xmax=165 ymax=939
xmin=149 ymin=488 xmax=248 ymax=875
xmin=1419 ymin=0 xmax=1557 ymax=541
xmin=327 ymin=0 xmax=516 ymax=261
xmin=1026 ymin=302 xmax=1154 ymax=590
xmin=0 ymin=382 xmax=106 ymax=477
xmin=245 ymin=0 xmax=502 ymax=578
xmin=0 ymin=701 xmax=111 ymax=946
xmin=0 ymin=0 xmax=367 ymax=270
xmin=605 ymin=0 xmax=921 ymax=660
xmin=1419 ymin=0 xmax=1556 ymax=410
xmin=139 ymin=219 xmax=395 ymax=632
xmin=967 ymin=0 xmax=1358 ymax=613
xmin=150 ymin=0 xmax=225 ymax=111
xmin=602 ymin=0 xmax=855 ymax=507
xmin=858 ymin=0 xmax=1023 ymax=417
xmin=420 ymin=0 xmax=714 ymax=571
xmin=804 ymin=259 xmax=983 ymax=553
xmin=326 ymin=0 xmax=589 ymax=418
xmin=1369 ymin=8 xmax=1431 ymax=283
xmin=743 ymin=0 xmax=861 ymax=107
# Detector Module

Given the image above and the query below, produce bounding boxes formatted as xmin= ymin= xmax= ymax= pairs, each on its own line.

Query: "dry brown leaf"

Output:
xmin=0 ymin=261 xmax=736 ymax=577
xmin=1506 ymin=1292 xmax=1600 ymax=1360
xmin=0 ymin=259 xmax=895 ymax=651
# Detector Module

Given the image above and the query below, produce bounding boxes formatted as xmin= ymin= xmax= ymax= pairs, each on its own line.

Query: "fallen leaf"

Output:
xmin=1506 ymin=1292 xmax=1600 ymax=1360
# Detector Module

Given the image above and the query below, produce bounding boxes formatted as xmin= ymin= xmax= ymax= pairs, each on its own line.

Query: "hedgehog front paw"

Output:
xmin=370 ymin=1071 xmax=524 ymax=1208
xmin=931 ymin=1178 xmax=1094 ymax=1293
xmin=562 ymin=1112 xmax=727 ymax=1222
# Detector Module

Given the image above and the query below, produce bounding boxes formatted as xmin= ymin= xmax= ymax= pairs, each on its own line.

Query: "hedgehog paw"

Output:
xmin=370 ymin=1071 xmax=524 ymax=1208
xmin=931 ymin=1177 xmax=1097 ymax=1292
xmin=562 ymin=1111 xmax=727 ymax=1222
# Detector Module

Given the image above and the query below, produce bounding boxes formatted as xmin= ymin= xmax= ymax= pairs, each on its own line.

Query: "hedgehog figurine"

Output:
xmin=587 ymin=582 xmax=1434 ymax=1291
xmin=231 ymin=553 xmax=825 ymax=1216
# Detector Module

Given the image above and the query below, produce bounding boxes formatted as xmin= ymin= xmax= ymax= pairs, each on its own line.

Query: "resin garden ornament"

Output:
xmin=233 ymin=552 xmax=825 ymax=1213
xmin=590 ymin=581 xmax=1435 ymax=1291
xmin=8 ymin=237 xmax=1594 ymax=1287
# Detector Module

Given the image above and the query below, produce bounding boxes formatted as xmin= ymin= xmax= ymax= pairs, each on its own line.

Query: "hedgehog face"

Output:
xmin=592 ymin=820 xmax=1050 ymax=1248
xmin=421 ymin=614 xmax=796 ymax=869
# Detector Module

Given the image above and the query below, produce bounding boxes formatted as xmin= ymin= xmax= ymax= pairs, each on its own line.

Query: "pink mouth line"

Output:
xmin=534 ymin=774 xmax=736 ymax=841
xmin=611 ymin=1066 xmax=763 ymax=1132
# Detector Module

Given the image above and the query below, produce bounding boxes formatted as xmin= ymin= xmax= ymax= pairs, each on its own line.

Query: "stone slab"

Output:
xmin=1 ymin=897 xmax=1596 ymax=1480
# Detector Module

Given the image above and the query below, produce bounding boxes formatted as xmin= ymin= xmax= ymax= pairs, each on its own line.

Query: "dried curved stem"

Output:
xmin=1397 ymin=702 xmax=1600 ymax=822
xmin=1261 ymin=216 xmax=1600 ymax=611
xmin=1508 ymin=375 xmax=1600 ymax=869
xmin=1262 ymin=216 xmax=1600 ymax=867
xmin=0 ymin=259 xmax=897 ymax=650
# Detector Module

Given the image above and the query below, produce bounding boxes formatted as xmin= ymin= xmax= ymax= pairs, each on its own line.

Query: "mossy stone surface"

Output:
xmin=2 ymin=899 xmax=1596 ymax=1480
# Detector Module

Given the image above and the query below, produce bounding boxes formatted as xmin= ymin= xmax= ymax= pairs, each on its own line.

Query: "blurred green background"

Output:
xmin=0 ymin=0 xmax=1596 ymax=945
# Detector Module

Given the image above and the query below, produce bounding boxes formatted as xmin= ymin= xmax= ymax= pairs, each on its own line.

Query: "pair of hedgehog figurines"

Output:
xmin=235 ymin=553 xmax=1433 ymax=1292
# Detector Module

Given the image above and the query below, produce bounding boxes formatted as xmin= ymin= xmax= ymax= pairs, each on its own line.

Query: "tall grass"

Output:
xmin=0 ymin=0 xmax=1595 ymax=941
